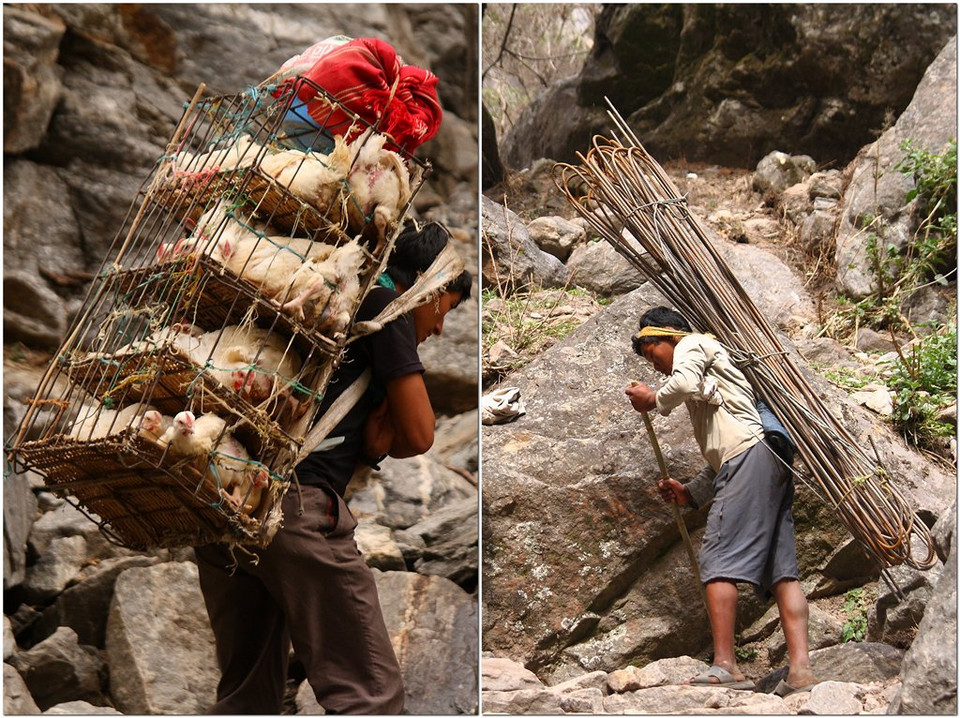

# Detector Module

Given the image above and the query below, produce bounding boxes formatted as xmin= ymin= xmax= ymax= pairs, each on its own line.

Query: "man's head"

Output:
xmin=632 ymin=306 xmax=692 ymax=376
xmin=387 ymin=220 xmax=473 ymax=344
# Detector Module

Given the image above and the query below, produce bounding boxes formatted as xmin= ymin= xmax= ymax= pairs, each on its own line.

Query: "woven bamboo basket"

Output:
xmin=7 ymin=77 xmax=429 ymax=550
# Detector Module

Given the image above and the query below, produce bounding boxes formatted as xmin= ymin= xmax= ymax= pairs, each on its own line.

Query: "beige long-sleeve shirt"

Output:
xmin=655 ymin=334 xmax=764 ymax=505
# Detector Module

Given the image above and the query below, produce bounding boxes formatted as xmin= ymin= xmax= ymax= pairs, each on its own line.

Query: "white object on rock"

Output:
xmin=482 ymin=387 xmax=526 ymax=425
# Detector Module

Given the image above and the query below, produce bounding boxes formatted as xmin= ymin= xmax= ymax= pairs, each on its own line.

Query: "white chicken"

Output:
xmin=258 ymin=135 xmax=353 ymax=220
xmin=159 ymin=410 xmax=267 ymax=515
xmin=139 ymin=409 xmax=173 ymax=444
xmin=107 ymin=322 xmax=205 ymax=357
xmin=210 ymin=432 xmax=271 ymax=515
xmin=159 ymin=410 xmax=228 ymax=457
xmin=157 ymin=199 xmax=266 ymax=263
xmin=69 ymin=402 xmax=163 ymax=441
xmin=178 ymin=325 xmax=303 ymax=408
xmin=171 ymin=134 xmax=263 ymax=176
xmin=343 ymin=130 xmax=412 ymax=251
xmin=274 ymin=239 xmax=366 ymax=336
xmin=211 ymin=232 xmax=337 ymax=300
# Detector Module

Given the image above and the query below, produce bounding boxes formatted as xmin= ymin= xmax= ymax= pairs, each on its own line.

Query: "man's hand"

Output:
xmin=657 ymin=477 xmax=692 ymax=506
xmin=625 ymin=381 xmax=657 ymax=413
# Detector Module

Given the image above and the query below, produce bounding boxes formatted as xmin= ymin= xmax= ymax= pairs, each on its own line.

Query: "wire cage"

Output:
xmin=7 ymin=77 xmax=430 ymax=551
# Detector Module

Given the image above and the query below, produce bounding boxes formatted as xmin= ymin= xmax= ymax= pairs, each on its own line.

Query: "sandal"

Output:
xmin=690 ymin=665 xmax=755 ymax=690
xmin=772 ymin=679 xmax=815 ymax=697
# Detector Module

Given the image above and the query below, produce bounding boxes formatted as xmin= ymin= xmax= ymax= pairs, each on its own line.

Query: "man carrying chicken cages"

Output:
xmin=7 ymin=32 xmax=471 ymax=712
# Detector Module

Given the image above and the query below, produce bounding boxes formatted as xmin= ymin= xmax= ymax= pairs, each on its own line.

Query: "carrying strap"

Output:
xmin=296 ymin=369 xmax=371 ymax=461
xmin=349 ymin=243 xmax=465 ymax=341
xmin=295 ymin=243 xmax=465 ymax=460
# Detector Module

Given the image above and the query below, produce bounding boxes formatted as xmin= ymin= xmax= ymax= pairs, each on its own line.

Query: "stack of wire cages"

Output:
xmin=7 ymin=76 xmax=429 ymax=551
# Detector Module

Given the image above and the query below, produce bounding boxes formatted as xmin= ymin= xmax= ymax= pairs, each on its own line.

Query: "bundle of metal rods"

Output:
xmin=553 ymin=103 xmax=937 ymax=572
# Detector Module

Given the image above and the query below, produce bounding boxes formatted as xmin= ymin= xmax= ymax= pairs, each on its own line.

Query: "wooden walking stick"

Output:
xmin=640 ymin=410 xmax=709 ymax=611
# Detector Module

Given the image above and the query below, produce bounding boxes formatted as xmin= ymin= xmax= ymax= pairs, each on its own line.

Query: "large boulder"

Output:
xmin=4 ymin=663 xmax=41 ymax=715
xmin=834 ymin=36 xmax=957 ymax=298
xmin=105 ymin=561 xmax=219 ymax=714
xmin=27 ymin=501 xmax=136 ymax=562
xmin=566 ymin=240 xmax=647 ymax=296
xmin=34 ymin=555 xmax=162 ymax=647
xmin=2 ymin=4 xmax=477 ymax=263
xmin=754 ymin=641 xmax=905 ymax=694
xmin=890 ymin=554 xmax=958 ymax=714
xmin=3 ymin=471 xmax=38 ymax=590
xmin=3 ymin=269 xmax=69 ymax=351
xmin=500 ymin=76 xmax=607 ymax=173
xmin=481 ymin=277 xmax=855 ymax=677
xmin=3 ymin=160 xmax=89 ymax=289
xmin=482 ymin=655 xmax=545 ymax=692
xmin=21 ymin=535 xmax=88 ymax=603
xmin=752 ymin=152 xmax=816 ymax=196
xmin=481 ymin=216 xmax=951 ymax=679
xmin=3 ymin=7 xmax=66 ymax=154
xmin=482 ymin=196 xmax=569 ymax=290
xmin=349 ymin=453 xmax=476 ymax=530
xmin=8 ymin=627 xmax=107 ymax=711
xmin=527 ymin=216 xmax=586 ymax=263
xmin=375 ymin=571 xmax=478 ymax=714
xmin=394 ymin=496 xmax=478 ymax=588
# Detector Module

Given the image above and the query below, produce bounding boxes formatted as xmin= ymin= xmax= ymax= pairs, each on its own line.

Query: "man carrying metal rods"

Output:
xmin=624 ymin=306 xmax=816 ymax=697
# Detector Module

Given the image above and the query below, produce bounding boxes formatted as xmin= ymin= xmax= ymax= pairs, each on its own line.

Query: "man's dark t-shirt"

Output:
xmin=295 ymin=286 xmax=424 ymax=497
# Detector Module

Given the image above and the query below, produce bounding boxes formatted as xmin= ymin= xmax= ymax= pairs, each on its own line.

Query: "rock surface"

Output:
xmin=482 ymin=196 xmax=569 ymax=290
xmin=481 ymin=21 xmax=956 ymax=710
xmin=890 ymin=552 xmax=958 ymax=714
xmin=8 ymin=627 xmax=107 ymax=711
xmin=481 ymin=651 xmax=911 ymax=715
xmin=4 ymin=662 xmax=41 ymax=715
xmin=834 ymin=36 xmax=958 ymax=298
xmin=105 ymin=562 xmax=218 ymax=714
xmin=375 ymin=571 xmax=479 ymax=715
xmin=481 ymin=279 xmax=886 ymax=674
xmin=502 ymin=6 xmax=957 ymax=170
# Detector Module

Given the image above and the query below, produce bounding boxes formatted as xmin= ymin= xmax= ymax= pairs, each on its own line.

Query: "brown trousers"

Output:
xmin=195 ymin=484 xmax=405 ymax=714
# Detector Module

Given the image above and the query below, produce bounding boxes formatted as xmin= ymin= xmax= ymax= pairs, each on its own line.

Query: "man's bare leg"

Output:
xmin=772 ymin=578 xmax=815 ymax=688
xmin=703 ymin=579 xmax=747 ymax=681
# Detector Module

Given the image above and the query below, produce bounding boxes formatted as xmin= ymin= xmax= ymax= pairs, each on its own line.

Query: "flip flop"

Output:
xmin=773 ymin=679 xmax=815 ymax=697
xmin=689 ymin=665 xmax=756 ymax=690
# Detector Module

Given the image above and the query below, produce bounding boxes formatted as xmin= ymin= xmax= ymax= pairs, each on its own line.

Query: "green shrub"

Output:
xmin=824 ymin=138 xmax=957 ymax=341
xmin=884 ymin=322 xmax=958 ymax=449
xmin=841 ymin=588 xmax=870 ymax=643
xmin=894 ymin=137 xmax=958 ymax=288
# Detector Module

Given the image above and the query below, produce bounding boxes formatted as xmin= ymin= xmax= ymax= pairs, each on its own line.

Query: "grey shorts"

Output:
xmin=698 ymin=440 xmax=799 ymax=597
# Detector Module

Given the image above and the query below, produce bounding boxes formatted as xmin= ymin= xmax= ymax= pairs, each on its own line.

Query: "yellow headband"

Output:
xmin=634 ymin=326 xmax=715 ymax=342
xmin=634 ymin=326 xmax=691 ymax=341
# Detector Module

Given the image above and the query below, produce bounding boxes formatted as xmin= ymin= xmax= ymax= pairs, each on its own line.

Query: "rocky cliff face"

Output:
xmin=4 ymin=3 xmax=479 ymax=356
xmin=501 ymin=4 xmax=956 ymax=170
xmin=4 ymin=4 xmax=479 ymax=714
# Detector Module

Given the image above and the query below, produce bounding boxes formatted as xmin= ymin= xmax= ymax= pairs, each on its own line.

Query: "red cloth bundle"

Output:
xmin=274 ymin=37 xmax=442 ymax=154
